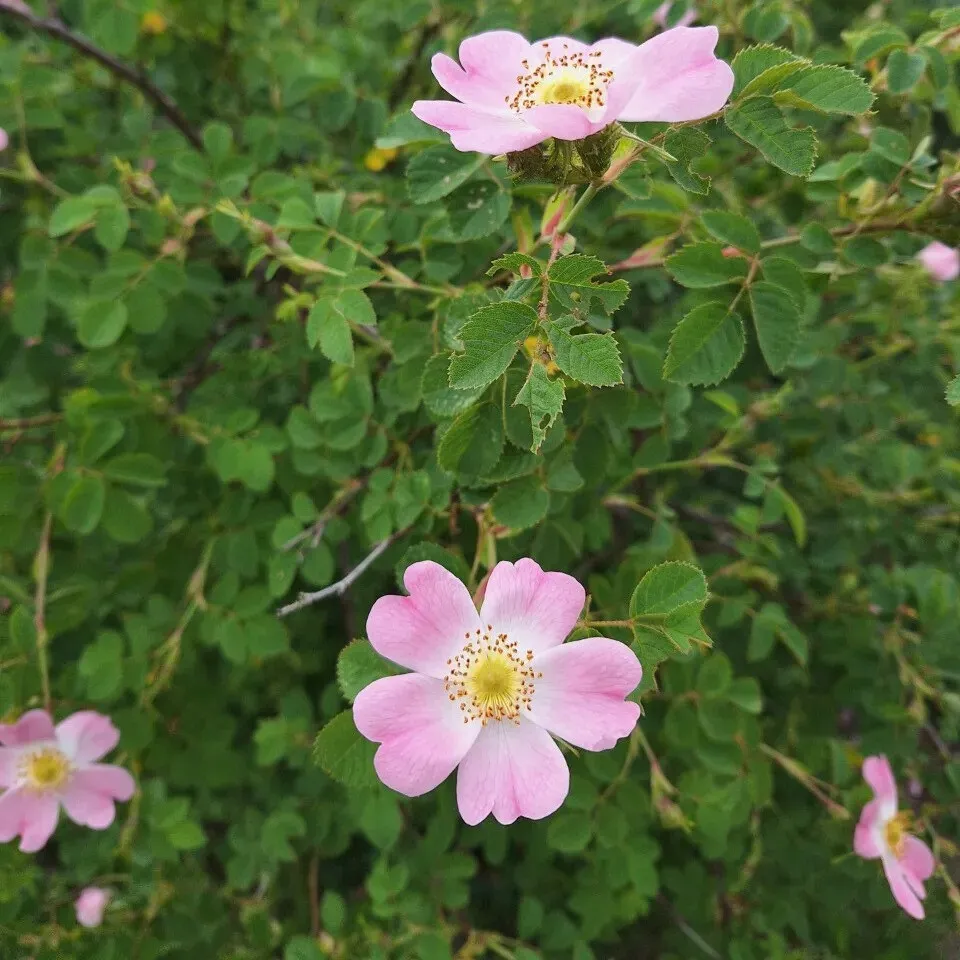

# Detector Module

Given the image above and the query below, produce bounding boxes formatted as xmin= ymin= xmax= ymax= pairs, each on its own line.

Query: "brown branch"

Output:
xmin=0 ymin=0 xmax=204 ymax=151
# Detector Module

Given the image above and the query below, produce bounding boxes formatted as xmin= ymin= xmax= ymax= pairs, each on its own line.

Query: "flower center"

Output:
xmin=21 ymin=747 xmax=71 ymax=791
xmin=507 ymin=43 xmax=615 ymax=115
xmin=444 ymin=627 xmax=540 ymax=724
xmin=884 ymin=811 xmax=911 ymax=857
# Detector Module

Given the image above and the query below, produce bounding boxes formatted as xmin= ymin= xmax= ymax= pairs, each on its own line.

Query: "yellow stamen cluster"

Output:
xmin=21 ymin=747 xmax=71 ymax=791
xmin=884 ymin=811 xmax=911 ymax=857
xmin=506 ymin=44 xmax=614 ymax=114
xmin=444 ymin=627 xmax=540 ymax=725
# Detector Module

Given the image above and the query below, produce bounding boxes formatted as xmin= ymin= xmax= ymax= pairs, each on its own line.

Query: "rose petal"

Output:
xmin=883 ymin=855 xmax=925 ymax=920
xmin=76 ymin=887 xmax=111 ymax=928
xmin=0 ymin=788 xmax=60 ymax=852
xmin=411 ymin=100 xmax=547 ymax=154
xmin=431 ymin=31 xmax=531 ymax=109
xmin=899 ymin=835 xmax=935 ymax=883
xmin=479 ymin=559 xmax=585 ymax=656
xmin=862 ymin=755 xmax=898 ymax=818
xmin=365 ymin=561 xmax=483 ymax=678
xmin=527 ymin=637 xmax=642 ymax=750
xmin=522 ymin=103 xmax=606 ymax=141
xmin=617 ymin=26 xmax=734 ymax=123
xmin=60 ymin=767 xmax=133 ymax=830
xmin=0 ymin=748 xmax=17 ymax=789
xmin=56 ymin=711 xmax=120 ymax=765
xmin=0 ymin=709 xmax=55 ymax=746
xmin=456 ymin=718 xmax=569 ymax=825
xmin=354 ymin=674 xmax=480 ymax=797
xmin=853 ymin=800 xmax=884 ymax=859
xmin=917 ymin=241 xmax=959 ymax=282
xmin=0 ymin=128 xmax=8 ymax=153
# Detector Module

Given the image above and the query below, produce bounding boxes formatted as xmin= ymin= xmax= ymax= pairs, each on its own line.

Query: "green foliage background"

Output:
xmin=0 ymin=0 xmax=958 ymax=957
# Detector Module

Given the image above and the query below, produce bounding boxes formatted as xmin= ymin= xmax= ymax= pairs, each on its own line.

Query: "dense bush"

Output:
xmin=0 ymin=0 xmax=958 ymax=957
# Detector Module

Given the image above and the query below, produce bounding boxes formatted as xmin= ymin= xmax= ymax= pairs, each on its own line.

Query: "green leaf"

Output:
xmin=544 ymin=323 xmax=623 ymax=387
xmin=395 ymin=543 xmax=471 ymax=588
xmin=726 ymin=677 xmax=763 ymax=714
xmin=725 ymin=97 xmax=818 ymax=177
xmin=775 ymin=65 xmax=874 ymax=115
xmin=102 ymin=453 xmax=167 ymax=488
xmin=886 ymin=50 xmax=926 ymax=94
xmin=761 ymin=257 xmax=808 ymax=306
xmin=285 ymin=936 xmax=324 ymax=960
xmin=514 ymin=363 xmax=565 ymax=453
xmin=701 ymin=211 xmax=761 ymax=255
xmin=376 ymin=110 xmax=445 ymax=149
xmin=48 ymin=196 xmax=99 ymax=237
xmin=102 ymin=488 xmax=153 ymax=543
xmin=665 ymin=242 xmax=749 ymax=288
xmin=78 ymin=300 xmax=128 ymax=349
xmin=62 ymin=475 xmax=106 ymax=534
xmin=663 ymin=303 xmax=746 ymax=386
xmin=731 ymin=44 xmax=802 ymax=97
xmin=749 ymin=282 xmax=802 ymax=373
xmin=765 ymin=482 xmax=807 ymax=547
xmin=78 ymin=630 xmax=124 ymax=700
xmin=448 ymin=302 xmax=537 ymax=391
xmin=630 ymin=562 xmax=709 ymax=618
xmin=946 ymin=375 xmax=960 ymax=407
xmin=490 ymin=476 xmax=550 ymax=531
xmin=94 ymin=205 xmax=131 ymax=252
xmin=843 ymin=236 xmax=888 ymax=268
xmin=422 ymin=354 xmax=483 ymax=417
xmin=852 ymin=26 xmax=910 ymax=65
xmin=546 ymin=811 xmax=593 ymax=854
xmin=663 ymin=127 xmax=712 ymax=195
xmin=437 ymin=403 xmax=504 ymax=477
xmin=489 ymin=253 xmax=543 ymax=278
xmin=312 ymin=710 xmax=379 ymax=788
xmin=307 ymin=291 xmax=376 ymax=366
xmin=698 ymin=699 xmax=741 ymax=741
xmin=337 ymin=641 xmax=397 ymax=702
xmin=548 ymin=255 xmax=630 ymax=316
xmin=697 ymin=652 xmax=732 ymax=698
xmin=407 ymin=146 xmax=485 ymax=204
xmin=445 ymin=181 xmax=511 ymax=240
xmin=800 ymin=223 xmax=835 ymax=255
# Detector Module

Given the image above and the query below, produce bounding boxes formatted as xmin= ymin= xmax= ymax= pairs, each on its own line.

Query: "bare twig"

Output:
xmin=281 ymin=478 xmax=366 ymax=553
xmin=0 ymin=0 xmax=204 ymax=151
xmin=0 ymin=413 xmax=62 ymax=432
xmin=276 ymin=532 xmax=404 ymax=618
xmin=33 ymin=510 xmax=54 ymax=713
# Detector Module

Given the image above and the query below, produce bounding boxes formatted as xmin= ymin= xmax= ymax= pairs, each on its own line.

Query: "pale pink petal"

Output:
xmin=431 ymin=31 xmax=532 ymax=109
xmin=56 ymin=711 xmax=120 ymax=764
xmin=479 ymin=558 xmax=585 ymax=656
xmin=411 ymin=100 xmax=547 ymax=154
xmin=365 ymin=560 xmax=483 ymax=678
xmin=0 ymin=709 xmax=55 ymax=746
xmin=13 ymin=790 xmax=60 ymax=853
xmin=0 ymin=748 xmax=17 ymax=788
xmin=527 ymin=637 xmax=642 ymax=750
xmin=853 ymin=800 xmax=884 ymax=859
xmin=76 ymin=887 xmax=111 ymax=928
xmin=617 ymin=26 xmax=734 ymax=123
xmin=456 ymin=718 xmax=569 ymax=825
xmin=883 ymin=855 xmax=925 ymax=920
xmin=353 ymin=674 xmax=480 ymax=797
xmin=862 ymin=755 xmax=898 ymax=817
xmin=917 ymin=241 xmax=959 ymax=282
xmin=0 ymin=788 xmax=31 ymax=844
xmin=0 ymin=128 xmax=8 ymax=153
xmin=522 ymin=104 xmax=606 ymax=141
xmin=61 ymin=766 xmax=133 ymax=830
xmin=899 ymin=836 xmax=935 ymax=883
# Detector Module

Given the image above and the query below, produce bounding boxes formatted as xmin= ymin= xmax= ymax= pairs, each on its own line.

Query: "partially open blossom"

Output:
xmin=0 ymin=128 xmax=8 ymax=153
xmin=75 ymin=886 xmax=111 ymax=928
xmin=917 ymin=241 xmax=959 ymax=283
xmin=854 ymin=755 xmax=935 ymax=920
xmin=412 ymin=27 xmax=733 ymax=154
xmin=0 ymin=710 xmax=135 ymax=852
xmin=353 ymin=559 xmax=642 ymax=825
xmin=654 ymin=2 xmax=697 ymax=29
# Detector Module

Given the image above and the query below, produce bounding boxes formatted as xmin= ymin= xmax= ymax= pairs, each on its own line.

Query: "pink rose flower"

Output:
xmin=0 ymin=128 xmax=8 ymax=153
xmin=411 ymin=27 xmax=734 ymax=154
xmin=75 ymin=886 xmax=111 ymax=928
xmin=353 ymin=559 xmax=642 ymax=825
xmin=854 ymin=755 xmax=935 ymax=920
xmin=0 ymin=710 xmax=135 ymax=852
xmin=917 ymin=241 xmax=959 ymax=283
xmin=654 ymin=2 xmax=697 ymax=29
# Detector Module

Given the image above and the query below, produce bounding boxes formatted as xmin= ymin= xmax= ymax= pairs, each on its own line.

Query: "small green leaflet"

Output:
xmin=307 ymin=291 xmax=376 ymax=366
xmin=514 ymin=363 xmax=565 ymax=453
xmin=448 ymin=302 xmax=536 ymax=391
xmin=775 ymin=64 xmax=875 ymax=115
xmin=701 ymin=211 xmax=761 ymax=255
xmin=445 ymin=181 xmax=512 ymax=241
xmin=407 ymin=146 xmax=485 ymax=204
xmin=547 ymin=255 xmax=630 ymax=317
xmin=665 ymin=242 xmax=749 ymax=288
xmin=663 ymin=127 xmax=712 ymax=195
xmin=946 ymin=376 xmax=960 ymax=408
xmin=663 ymin=303 xmax=746 ymax=386
xmin=312 ymin=710 xmax=378 ymax=788
xmin=490 ymin=475 xmax=550 ymax=531
xmin=725 ymin=97 xmax=818 ymax=178
xmin=750 ymin=282 xmax=802 ymax=374
xmin=544 ymin=321 xmax=623 ymax=387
